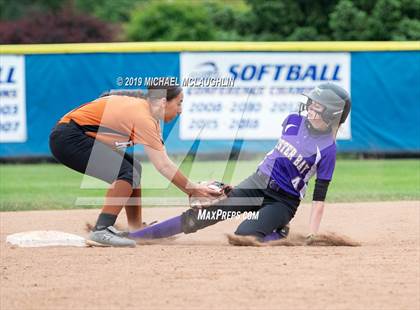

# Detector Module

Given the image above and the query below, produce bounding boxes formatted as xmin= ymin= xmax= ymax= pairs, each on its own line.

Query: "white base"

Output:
xmin=6 ymin=230 xmax=87 ymax=247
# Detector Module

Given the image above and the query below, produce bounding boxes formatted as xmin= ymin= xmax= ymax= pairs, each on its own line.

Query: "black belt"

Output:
xmin=69 ymin=119 xmax=85 ymax=131
xmin=256 ymin=170 xmax=300 ymax=201
xmin=55 ymin=119 xmax=84 ymax=131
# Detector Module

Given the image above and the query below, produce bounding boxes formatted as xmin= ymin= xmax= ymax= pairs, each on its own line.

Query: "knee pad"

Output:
xmin=181 ymin=209 xmax=201 ymax=234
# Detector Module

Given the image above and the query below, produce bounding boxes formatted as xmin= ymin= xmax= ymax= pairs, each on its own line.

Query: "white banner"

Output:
xmin=0 ymin=55 xmax=27 ymax=142
xmin=180 ymin=52 xmax=351 ymax=140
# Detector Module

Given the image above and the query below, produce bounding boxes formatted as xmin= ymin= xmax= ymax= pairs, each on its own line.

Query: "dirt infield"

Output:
xmin=1 ymin=201 xmax=419 ymax=310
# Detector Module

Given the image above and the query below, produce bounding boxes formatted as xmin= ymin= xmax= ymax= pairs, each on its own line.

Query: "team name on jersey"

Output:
xmin=275 ymin=138 xmax=311 ymax=174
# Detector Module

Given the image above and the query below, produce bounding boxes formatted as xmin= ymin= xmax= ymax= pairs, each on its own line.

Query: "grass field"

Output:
xmin=0 ymin=159 xmax=419 ymax=211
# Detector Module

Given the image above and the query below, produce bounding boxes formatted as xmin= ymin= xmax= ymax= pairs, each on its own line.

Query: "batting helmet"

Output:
xmin=300 ymin=83 xmax=351 ymax=126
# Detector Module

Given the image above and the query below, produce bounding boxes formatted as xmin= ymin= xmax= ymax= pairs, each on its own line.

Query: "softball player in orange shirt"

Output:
xmin=49 ymin=85 xmax=221 ymax=247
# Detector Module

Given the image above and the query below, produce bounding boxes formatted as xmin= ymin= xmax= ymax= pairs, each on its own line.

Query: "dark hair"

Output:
xmin=99 ymin=85 xmax=182 ymax=101
xmin=99 ymin=90 xmax=145 ymax=98
xmin=147 ymin=84 xmax=183 ymax=101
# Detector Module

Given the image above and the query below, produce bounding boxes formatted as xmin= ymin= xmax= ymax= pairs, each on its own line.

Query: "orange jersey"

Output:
xmin=59 ymin=95 xmax=164 ymax=151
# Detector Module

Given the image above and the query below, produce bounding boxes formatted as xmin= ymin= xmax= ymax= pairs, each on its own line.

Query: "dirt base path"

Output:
xmin=1 ymin=201 xmax=419 ymax=310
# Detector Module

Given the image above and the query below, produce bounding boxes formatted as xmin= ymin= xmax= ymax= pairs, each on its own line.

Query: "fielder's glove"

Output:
xmin=189 ymin=181 xmax=232 ymax=209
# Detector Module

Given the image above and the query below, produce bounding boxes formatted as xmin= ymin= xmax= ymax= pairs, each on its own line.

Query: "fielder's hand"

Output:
xmin=189 ymin=181 xmax=229 ymax=209
xmin=191 ymin=182 xmax=222 ymax=198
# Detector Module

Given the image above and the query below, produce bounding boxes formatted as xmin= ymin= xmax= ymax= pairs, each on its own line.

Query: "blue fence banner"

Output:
xmin=180 ymin=52 xmax=351 ymax=141
xmin=0 ymin=46 xmax=419 ymax=157
xmin=0 ymin=55 xmax=27 ymax=143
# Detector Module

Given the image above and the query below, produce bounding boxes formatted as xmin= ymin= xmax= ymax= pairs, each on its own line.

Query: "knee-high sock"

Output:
xmin=129 ymin=215 xmax=182 ymax=239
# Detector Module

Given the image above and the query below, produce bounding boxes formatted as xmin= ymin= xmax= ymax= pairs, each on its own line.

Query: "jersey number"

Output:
xmin=291 ymin=176 xmax=301 ymax=190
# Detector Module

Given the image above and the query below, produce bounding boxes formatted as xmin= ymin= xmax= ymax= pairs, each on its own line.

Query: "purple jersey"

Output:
xmin=258 ymin=114 xmax=336 ymax=199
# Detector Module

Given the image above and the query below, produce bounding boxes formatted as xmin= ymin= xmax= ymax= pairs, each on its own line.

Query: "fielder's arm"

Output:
xmin=144 ymin=145 xmax=221 ymax=198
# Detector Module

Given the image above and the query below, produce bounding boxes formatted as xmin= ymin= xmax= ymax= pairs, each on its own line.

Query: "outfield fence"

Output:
xmin=0 ymin=42 xmax=419 ymax=158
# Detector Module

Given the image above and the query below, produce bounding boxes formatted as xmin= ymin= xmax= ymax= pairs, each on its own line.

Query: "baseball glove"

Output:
xmin=189 ymin=181 xmax=232 ymax=209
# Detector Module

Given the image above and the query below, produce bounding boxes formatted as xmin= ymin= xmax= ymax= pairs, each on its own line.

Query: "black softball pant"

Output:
xmin=181 ymin=172 xmax=300 ymax=239
xmin=49 ymin=121 xmax=141 ymax=188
